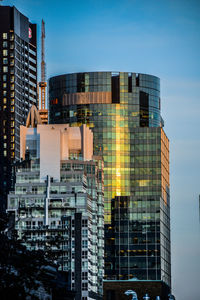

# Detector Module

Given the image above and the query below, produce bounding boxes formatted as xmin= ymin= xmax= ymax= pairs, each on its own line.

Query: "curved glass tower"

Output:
xmin=49 ymin=72 xmax=171 ymax=287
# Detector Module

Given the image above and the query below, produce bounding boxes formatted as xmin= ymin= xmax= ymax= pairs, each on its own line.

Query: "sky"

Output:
xmin=3 ymin=0 xmax=200 ymax=298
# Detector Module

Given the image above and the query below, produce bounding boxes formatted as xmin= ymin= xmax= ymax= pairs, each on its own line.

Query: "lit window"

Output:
xmin=3 ymin=75 xmax=7 ymax=81
xmin=3 ymin=106 xmax=7 ymax=111
xmin=4 ymin=150 xmax=7 ymax=157
xmin=11 ymin=99 xmax=14 ymax=105
xmin=3 ymin=66 xmax=8 ymax=72
xmin=3 ymin=83 xmax=7 ymax=88
xmin=3 ymin=50 xmax=8 ymax=56
xmin=3 ymin=41 xmax=7 ymax=48
xmin=4 ymin=143 xmax=7 ymax=148
xmin=3 ymin=91 xmax=7 ymax=96
xmin=3 ymin=33 xmax=7 ymax=39
xmin=4 ymin=135 xmax=7 ymax=140
xmin=3 ymin=98 xmax=7 ymax=104
xmin=11 ymin=106 xmax=14 ymax=112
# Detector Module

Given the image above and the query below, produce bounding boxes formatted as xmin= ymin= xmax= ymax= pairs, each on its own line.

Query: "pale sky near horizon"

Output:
xmin=3 ymin=0 xmax=200 ymax=299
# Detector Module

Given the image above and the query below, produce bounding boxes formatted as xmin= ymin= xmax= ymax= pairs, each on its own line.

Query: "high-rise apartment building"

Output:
xmin=7 ymin=119 xmax=104 ymax=299
xmin=49 ymin=72 xmax=171 ymax=291
xmin=0 ymin=6 xmax=37 ymax=210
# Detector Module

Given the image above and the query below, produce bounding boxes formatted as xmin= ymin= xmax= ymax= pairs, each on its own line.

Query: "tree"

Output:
xmin=0 ymin=212 xmax=58 ymax=299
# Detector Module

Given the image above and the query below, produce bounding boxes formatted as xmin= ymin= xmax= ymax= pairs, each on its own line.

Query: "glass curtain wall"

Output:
xmin=49 ymin=72 xmax=170 ymax=287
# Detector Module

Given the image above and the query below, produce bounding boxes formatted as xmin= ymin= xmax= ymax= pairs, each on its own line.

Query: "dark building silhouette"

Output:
xmin=0 ymin=5 xmax=37 ymax=211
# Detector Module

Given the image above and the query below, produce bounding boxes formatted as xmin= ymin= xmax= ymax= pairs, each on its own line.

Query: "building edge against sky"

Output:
xmin=48 ymin=71 xmax=171 ymax=289
xmin=0 ymin=5 xmax=37 ymax=211
xmin=7 ymin=120 xmax=104 ymax=299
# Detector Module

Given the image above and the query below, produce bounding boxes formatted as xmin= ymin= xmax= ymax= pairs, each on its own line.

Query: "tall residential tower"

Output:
xmin=49 ymin=72 xmax=171 ymax=294
xmin=0 ymin=6 xmax=37 ymax=210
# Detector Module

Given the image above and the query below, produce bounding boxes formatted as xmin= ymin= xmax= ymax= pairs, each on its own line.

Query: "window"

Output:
xmin=3 ymin=66 xmax=8 ymax=72
xmin=82 ymin=272 xmax=88 ymax=280
xmin=3 ymin=41 xmax=7 ymax=48
xmin=82 ymin=282 xmax=88 ymax=290
xmin=3 ymin=75 xmax=7 ymax=82
xmin=82 ymin=240 xmax=88 ymax=247
xmin=3 ymin=33 xmax=7 ymax=39
xmin=82 ymin=251 xmax=88 ymax=259
xmin=3 ymin=98 xmax=7 ymax=104
xmin=3 ymin=83 xmax=7 ymax=88
xmin=3 ymin=50 xmax=8 ymax=56
xmin=32 ymin=187 xmax=38 ymax=194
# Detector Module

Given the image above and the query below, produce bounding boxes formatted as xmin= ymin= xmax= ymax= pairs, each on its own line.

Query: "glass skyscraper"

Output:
xmin=49 ymin=72 xmax=171 ymax=288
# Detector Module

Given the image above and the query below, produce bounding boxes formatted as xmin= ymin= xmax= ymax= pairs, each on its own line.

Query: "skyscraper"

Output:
xmin=48 ymin=72 xmax=171 ymax=290
xmin=0 ymin=5 xmax=37 ymax=211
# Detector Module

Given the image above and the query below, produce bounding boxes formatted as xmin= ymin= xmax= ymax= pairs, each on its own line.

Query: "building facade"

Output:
xmin=7 ymin=121 xmax=104 ymax=300
xmin=49 ymin=72 xmax=171 ymax=288
xmin=0 ymin=5 xmax=37 ymax=210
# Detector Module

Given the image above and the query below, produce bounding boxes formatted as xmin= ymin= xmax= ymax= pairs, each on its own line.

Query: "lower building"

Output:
xmin=103 ymin=280 xmax=170 ymax=300
xmin=7 ymin=115 xmax=104 ymax=299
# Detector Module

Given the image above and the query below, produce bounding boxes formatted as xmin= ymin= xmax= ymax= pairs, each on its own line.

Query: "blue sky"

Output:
xmin=3 ymin=0 xmax=200 ymax=298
